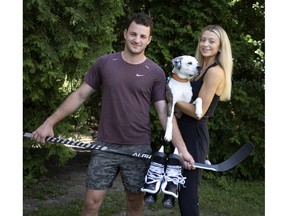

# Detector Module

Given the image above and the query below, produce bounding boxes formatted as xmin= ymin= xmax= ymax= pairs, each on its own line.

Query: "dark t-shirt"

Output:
xmin=84 ymin=52 xmax=166 ymax=145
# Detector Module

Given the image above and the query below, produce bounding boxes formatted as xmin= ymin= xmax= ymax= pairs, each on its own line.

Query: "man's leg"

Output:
xmin=126 ymin=191 xmax=145 ymax=216
xmin=120 ymin=144 xmax=152 ymax=216
xmin=83 ymin=141 xmax=121 ymax=215
xmin=81 ymin=189 xmax=106 ymax=216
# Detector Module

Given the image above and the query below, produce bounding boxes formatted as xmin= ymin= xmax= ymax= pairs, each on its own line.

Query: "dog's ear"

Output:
xmin=172 ymin=56 xmax=183 ymax=70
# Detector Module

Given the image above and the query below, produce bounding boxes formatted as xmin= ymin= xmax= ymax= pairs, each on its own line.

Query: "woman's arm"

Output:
xmin=176 ymin=66 xmax=224 ymax=119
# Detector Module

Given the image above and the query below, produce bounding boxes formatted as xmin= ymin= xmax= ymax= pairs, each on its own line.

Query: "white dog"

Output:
xmin=164 ymin=55 xmax=202 ymax=142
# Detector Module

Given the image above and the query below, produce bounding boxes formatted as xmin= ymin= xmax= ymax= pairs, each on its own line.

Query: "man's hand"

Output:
xmin=31 ymin=121 xmax=54 ymax=143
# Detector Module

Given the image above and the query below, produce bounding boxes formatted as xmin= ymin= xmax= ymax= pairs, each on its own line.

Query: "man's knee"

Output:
xmin=81 ymin=189 xmax=105 ymax=215
xmin=126 ymin=191 xmax=144 ymax=210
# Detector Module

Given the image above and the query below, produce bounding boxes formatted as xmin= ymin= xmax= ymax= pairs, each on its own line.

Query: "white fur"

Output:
xmin=164 ymin=55 xmax=202 ymax=142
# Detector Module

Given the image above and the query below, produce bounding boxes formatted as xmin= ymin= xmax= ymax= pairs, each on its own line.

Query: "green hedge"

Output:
xmin=23 ymin=0 xmax=264 ymax=185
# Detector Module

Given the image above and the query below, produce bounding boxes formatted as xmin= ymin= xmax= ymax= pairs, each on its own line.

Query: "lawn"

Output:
xmin=25 ymin=178 xmax=264 ymax=216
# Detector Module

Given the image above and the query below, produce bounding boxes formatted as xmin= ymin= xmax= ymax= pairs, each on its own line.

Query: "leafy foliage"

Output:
xmin=207 ymin=80 xmax=264 ymax=179
xmin=23 ymin=0 xmax=265 ymax=184
xmin=23 ymin=0 xmax=124 ymax=184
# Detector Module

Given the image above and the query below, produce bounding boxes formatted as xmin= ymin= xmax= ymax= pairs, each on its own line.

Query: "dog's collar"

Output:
xmin=171 ymin=73 xmax=189 ymax=82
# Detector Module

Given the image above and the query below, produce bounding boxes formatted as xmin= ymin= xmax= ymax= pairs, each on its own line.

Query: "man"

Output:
xmin=31 ymin=12 xmax=194 ymax=216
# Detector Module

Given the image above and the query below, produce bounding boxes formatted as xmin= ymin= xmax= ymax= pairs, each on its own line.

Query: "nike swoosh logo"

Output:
xmin=136 ymin=74 xmax=145 ymax=77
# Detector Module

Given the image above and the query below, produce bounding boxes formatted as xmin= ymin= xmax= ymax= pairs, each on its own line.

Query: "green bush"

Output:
xmin=23 ymin=0 xmax=124 ymax=185
xmin=23 ymin=0 xmax=265 ymax=184
xmin=208 ymin=80 xmax=264 ymax=180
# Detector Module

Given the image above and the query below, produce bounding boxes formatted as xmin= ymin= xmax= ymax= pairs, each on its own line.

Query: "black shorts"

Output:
xmin=86 ymin=140 xmax=152 ymax=193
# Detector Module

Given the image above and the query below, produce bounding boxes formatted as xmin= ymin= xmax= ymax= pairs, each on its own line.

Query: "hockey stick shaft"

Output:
xmin=23 ymin=132 xmax=152 ymax=159
xmin=23 ymin=132 xmax=254 ymax=171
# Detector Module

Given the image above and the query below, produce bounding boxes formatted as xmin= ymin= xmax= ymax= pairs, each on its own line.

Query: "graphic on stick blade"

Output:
xmin=23 ymin=132 xmax=254 ymax=172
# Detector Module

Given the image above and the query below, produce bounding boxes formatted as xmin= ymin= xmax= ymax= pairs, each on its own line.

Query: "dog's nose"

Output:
xmin=197 ymin=66 xmax=202 ymax=71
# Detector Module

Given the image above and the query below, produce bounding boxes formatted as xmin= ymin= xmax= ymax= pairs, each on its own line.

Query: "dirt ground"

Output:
xmin=23 ymin=149 xmax=91 ymax=215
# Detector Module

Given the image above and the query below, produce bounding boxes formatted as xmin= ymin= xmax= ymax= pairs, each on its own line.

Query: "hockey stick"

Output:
xmin=23 ymin=132 xmax=152 ymax=160
xmin=23 ymin=132 xmax=254 ymax=172
xmin=194 ymin=142 xmax=254 ymax=171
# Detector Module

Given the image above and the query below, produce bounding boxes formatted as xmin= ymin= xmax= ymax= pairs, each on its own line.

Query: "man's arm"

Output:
xmin=154 ymin=100 xmax=195 ymax=169
xmin=32 ymin=82 xmax=95 ymax=143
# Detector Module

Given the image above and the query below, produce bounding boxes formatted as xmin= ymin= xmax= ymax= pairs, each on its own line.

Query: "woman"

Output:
xmin=176 ymin=25 xmax=233 ymax=216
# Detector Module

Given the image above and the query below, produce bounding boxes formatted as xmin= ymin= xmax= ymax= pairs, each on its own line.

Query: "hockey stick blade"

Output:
xmin=23 ymin=132 xmax=253 ymax=172
xmin=194 ymin=142 xmax=254 ymax=171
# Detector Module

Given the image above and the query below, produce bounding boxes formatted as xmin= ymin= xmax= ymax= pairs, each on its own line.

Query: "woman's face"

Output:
xmin=199 ymin=30 xmax=221 ymax=58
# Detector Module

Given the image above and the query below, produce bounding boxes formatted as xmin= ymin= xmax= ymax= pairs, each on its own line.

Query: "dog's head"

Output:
xmin=172 ymin=55 xmax=201 ymax=80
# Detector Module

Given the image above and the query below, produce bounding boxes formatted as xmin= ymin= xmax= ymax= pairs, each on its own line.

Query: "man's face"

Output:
xmin=124 ymin=21 xmax=152 ymax=55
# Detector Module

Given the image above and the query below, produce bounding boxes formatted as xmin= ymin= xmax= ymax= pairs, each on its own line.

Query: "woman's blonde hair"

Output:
xmin=195 ymin=25 xmax=233 ymax=101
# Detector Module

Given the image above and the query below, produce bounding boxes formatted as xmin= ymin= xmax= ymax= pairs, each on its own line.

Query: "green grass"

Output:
xmin=23 ymin=182 xmax=67 ymax=200
xmin=27 ymin=200 xmax=83 ymax=216
xmin=25 ymin=179 xmax=264 ymax=216
xmin=199 ymin=179 xmax=265 ymax=216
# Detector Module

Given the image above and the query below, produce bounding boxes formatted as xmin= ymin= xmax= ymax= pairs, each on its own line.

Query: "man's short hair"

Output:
xmin=126 ymin=12 xmax=154 ymax=35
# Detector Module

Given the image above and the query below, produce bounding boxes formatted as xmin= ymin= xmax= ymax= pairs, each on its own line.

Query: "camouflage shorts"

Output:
xmin=86 ymin=140 xmax=152 ymax=193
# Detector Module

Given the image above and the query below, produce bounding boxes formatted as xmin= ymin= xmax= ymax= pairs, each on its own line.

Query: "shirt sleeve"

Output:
xmin=151 ymin=67 xmax=166 ymax=103
xmin=84 ymin=57 xmax=104 ymax=90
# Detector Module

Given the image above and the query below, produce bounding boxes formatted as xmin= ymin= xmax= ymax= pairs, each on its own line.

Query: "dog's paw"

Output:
xmin=174 ymin=112 xmax=182 ymax=118
xmin=174 ymin=108 xmax=182 ymax=118
xmin=164 ymin=133 xmax=172 ymax=142
xmin=195 ymin=109 xmax=202 ymax=118
xmin=164 ymin=118 xmax=173 ymax=141
xmin=193 ymin=98 xmax=203 ymax=119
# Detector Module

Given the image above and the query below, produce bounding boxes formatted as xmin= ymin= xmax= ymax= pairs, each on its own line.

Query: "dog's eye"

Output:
xmin=188 ymin=62 xmax=192 ymax=65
